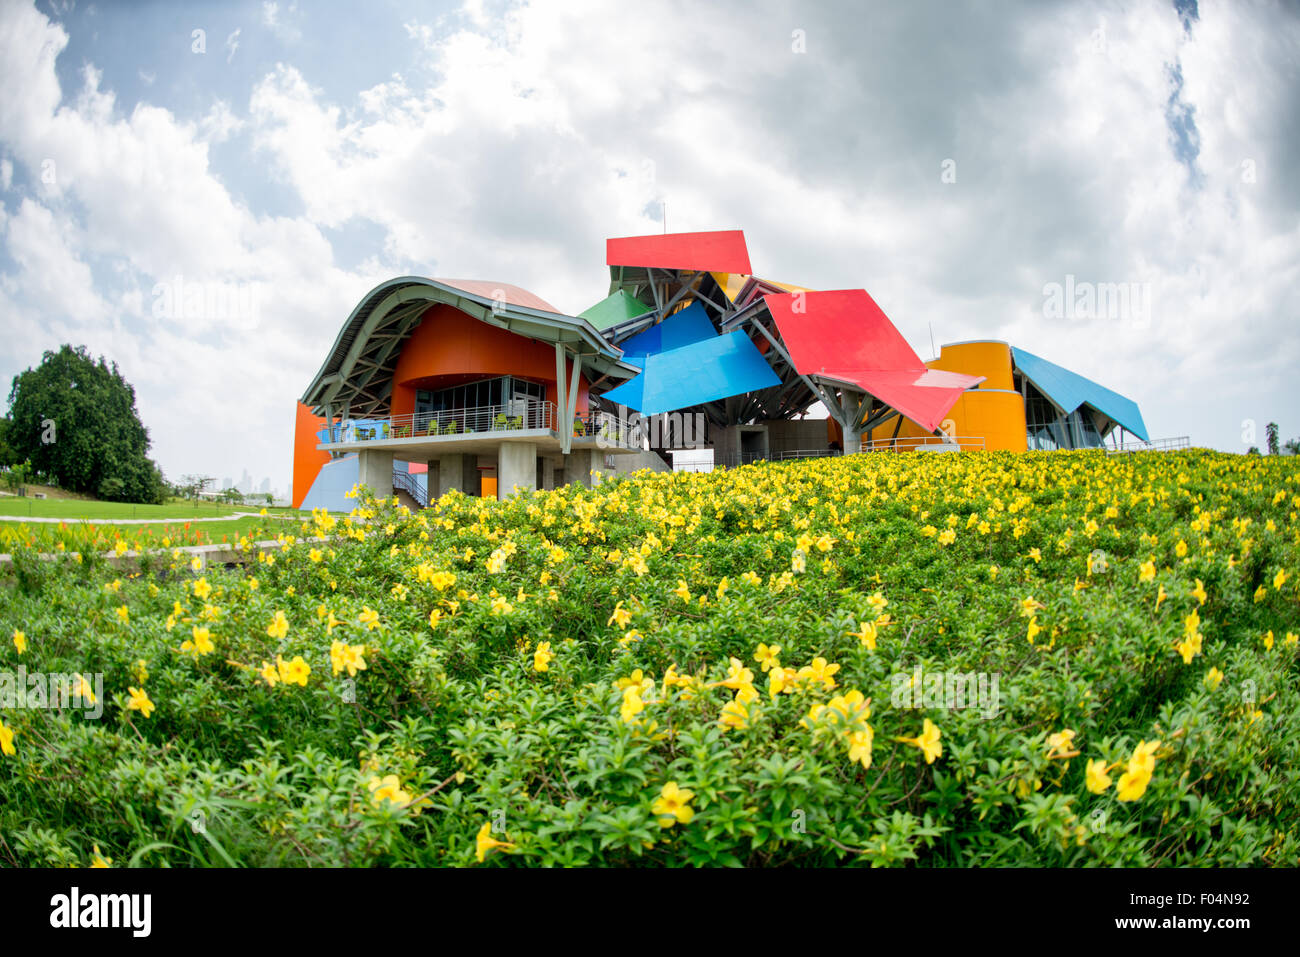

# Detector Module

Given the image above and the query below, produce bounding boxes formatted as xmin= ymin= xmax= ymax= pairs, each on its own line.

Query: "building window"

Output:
xmin=416 ymin=375 xmax=545 ymax=417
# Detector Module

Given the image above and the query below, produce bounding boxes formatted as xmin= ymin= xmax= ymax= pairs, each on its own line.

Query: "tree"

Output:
xmin=6 ymin=345 xmax=166 ymax=504
xmin=0 ymin=417 xmax=19 ymax=469
xmin=1266 ymin=422 xmax=1280 ymax=456
xmin=179 ymin=474 xmax=216 ymax=500
xmin=1284 ymin=437 xmax=1300 ymax=457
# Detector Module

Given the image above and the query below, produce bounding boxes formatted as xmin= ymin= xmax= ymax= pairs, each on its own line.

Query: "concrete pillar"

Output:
xmin=541 ymin=457 xmax=557 ymax=491
xmin=498 ymin=442 xmax=537 ymax=499
xmin=563 ymin=448 xmax=607 ymax=488
xmin=357 ymin=448 xmax=394 ymax=499
xmin=428 ymin=454 xmax=472 ymax=499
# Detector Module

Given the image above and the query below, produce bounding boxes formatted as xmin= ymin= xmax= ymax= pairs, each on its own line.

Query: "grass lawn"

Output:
xmin=0 ymin=497 xmax=248 ymax=520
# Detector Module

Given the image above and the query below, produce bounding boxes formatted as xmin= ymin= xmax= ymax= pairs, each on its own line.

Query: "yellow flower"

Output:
xmin=1028 ymin=547 xmax=1042 ymax=563
xmin=190 ymin=556 xmax=203 ymax=572
xmin=719 ymin=698 xmax=750 ymax=731
xmin=1177 ymin=631 xmax=1203 ymax=664
xmin=1262 ymin=630 xmax=1274 ymax=651
xmin=1156 ymin=585 xmax=1167 ymax=610
xmin=1253 ymin=585 xmax=1267 ymax=603
xmin=266 ymin=610 xmax=289 ymax=640
xmin=0 ymin=720 xmax=15 ymax=756
xmin=847 ymin=726 xmax=874 ymax=769
xmin=1190 ymin=578 xmax=1207 ymax=606
xmin=330 ymin=640 xmax=368 ymax=677
xmin=193 ymin=577 xmax=212 ymax=600
xmin=475 ymin=821 xmax=515 ymax=863
xmin=620 ymin=686 xmax=646 ymax=724
xmin=368 ymin=774 xmax=413 ymax=807
xmin=358 ymin=607 xmax=381 ymax=630
xmin=938 ymin=529 xmax=956 ymax=546
xmin=533 ymin=641 xmax=554 ymax=672
xmin=278 ymin=655 xmax=311 ymax=687
xmin=309 ymin=548 xmax=323 ymax=563
xmin=795 ymin=656 xmax=840 ymax=691
xmin=90 ymin=845 xmax=112 ymax=868
xmin=1175 ymin=539 xmax=1188 ymax=558
xmin=1026 ymin=616 xmax=1041 ymax=645
xmin=896 ymin=718 xmax=942 ymax=764
xmin=791 ymin=549 xmax=806 ymax=574
xmin=1020 ymin=595 xmax=1045 ymax=617
xmin=1085 ymin=758 xmax=1112 ymax=794
xmin=1138 ymin=559 xmax=1156 ymax=583
xmin=183 ymin=625 xmax=215 ymax=657
xmin=115 ymin=605 xmax=130 ymax=624
xmin=12 ymin=630 xmax=26 ymax=654
xmin=607 ymin=602 xmax=633 ymax=629
xmin=1273 ymin=568 xmax=1288 ymax=590
xmin=259 ymin=660 xmax=280 ymax=688
xmin=850 ymin=620 xmax=878 ymax=650
xmin=767 ymin=666 xmax=795 ymax=699
xmin=652 ymin=781 xmax=696 ymax=828
xmin=1046 ymin=729 xmax=1078 ymax=758
xmin=1204 ymin=666 xmax=1224 ymax=689
xmin=126 ymin=686 xmax=155 ymax=718
xmin=754 ymin=643 xmax=781 ymax=672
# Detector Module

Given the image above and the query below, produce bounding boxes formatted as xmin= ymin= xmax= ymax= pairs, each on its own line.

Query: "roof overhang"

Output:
xmin=301 ymin=277 xmax=640 ymax=419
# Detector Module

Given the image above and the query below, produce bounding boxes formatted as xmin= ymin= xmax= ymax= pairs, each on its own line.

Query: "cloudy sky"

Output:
xmin=1 ymin=0 xmax=1297 ymax=493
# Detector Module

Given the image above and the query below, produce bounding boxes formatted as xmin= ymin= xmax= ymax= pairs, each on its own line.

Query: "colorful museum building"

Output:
xmin=292 ymin=230 xmax=1150 ymax=510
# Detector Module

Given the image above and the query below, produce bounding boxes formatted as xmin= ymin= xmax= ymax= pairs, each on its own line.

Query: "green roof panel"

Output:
xmin=580 ymin=289 xmax=651 ymax=331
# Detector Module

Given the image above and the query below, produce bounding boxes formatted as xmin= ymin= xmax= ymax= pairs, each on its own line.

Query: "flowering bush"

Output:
xmin=1 ymin=449 xmax=1298 ymax=867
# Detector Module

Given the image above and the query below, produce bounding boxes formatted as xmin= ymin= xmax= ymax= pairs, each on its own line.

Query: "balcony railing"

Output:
xmin=859 ymin=436 xmax=986 ymax=453
xmin=318 ymin=401 xmax=643 ymax=450
xmin=1106 ymin=436 xmax=1191 ymax=454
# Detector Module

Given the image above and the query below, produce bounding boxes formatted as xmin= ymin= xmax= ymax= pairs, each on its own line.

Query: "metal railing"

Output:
xmin=859 ymin=435 xmax=986 ymax=453
xmin=318 ymin=401 xmax=644 ymax=450
xmin=391 ymin=467 xmax=428 ymax=508
xmin=1106 ymin=436 xmax=1191 ymax=454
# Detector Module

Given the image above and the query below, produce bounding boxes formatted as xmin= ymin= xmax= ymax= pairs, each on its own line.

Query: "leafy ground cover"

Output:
xmin=0 ymin=450 xmax=1297 ymax=867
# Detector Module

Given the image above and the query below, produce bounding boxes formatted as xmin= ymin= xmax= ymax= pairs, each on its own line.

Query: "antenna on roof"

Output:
xmin=928 ymin=322 xmax=936 ymax=359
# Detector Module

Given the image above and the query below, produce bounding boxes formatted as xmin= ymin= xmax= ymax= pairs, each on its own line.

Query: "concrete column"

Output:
xmin=541 ymin=457 xmax=557 ymax=491
xmin=563 ymin=448 xmax=607 ymax=488
xmin=357 ymin=448 xmax=394 ymax=499
xmin=428 ymin=454 xmax=471 ymax=499
xmin=498 ymin=442 xmax=537 ymax=499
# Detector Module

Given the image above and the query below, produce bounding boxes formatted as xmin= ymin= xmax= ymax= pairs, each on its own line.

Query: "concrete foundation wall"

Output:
xmin=765 ymin=418 xmax=832 ymax=455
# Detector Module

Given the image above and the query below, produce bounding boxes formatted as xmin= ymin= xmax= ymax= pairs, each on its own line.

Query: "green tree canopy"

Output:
xmin=6 ymin=344 xmax=165 ymax=503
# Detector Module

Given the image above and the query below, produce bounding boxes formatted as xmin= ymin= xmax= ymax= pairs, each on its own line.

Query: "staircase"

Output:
xmin=392 ymin=467 xmax=428 ymax=510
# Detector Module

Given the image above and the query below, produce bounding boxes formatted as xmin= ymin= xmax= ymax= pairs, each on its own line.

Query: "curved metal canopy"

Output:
xmin=301 ymin=277 xmax=639 ymax=419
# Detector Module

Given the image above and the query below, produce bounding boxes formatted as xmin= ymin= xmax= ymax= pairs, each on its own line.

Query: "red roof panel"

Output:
xmin=606 ymin=230 xmax=752 ymax=274
xmin=764 ymin=289 xmax=982 ymax=433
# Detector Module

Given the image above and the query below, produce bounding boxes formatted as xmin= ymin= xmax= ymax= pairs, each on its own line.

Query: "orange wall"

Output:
xmin=292 ymin=401 xmax=333 ymax=508
xmin=864 ymin=341 xmax=1027 ymax=451
xmin=930 ymin=341 xmax=1016 ymax=391
xmin=390 ymin=304 xmax=590 ymax=418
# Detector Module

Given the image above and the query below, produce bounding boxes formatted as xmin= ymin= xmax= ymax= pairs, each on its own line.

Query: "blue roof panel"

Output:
xmin=1012 ymin=347 xmax=1148 ymax=441
xmin=601 ymin=330 xmax=781 ymax=415
xmin=617 ymin=302 xmax=717 ymax=359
